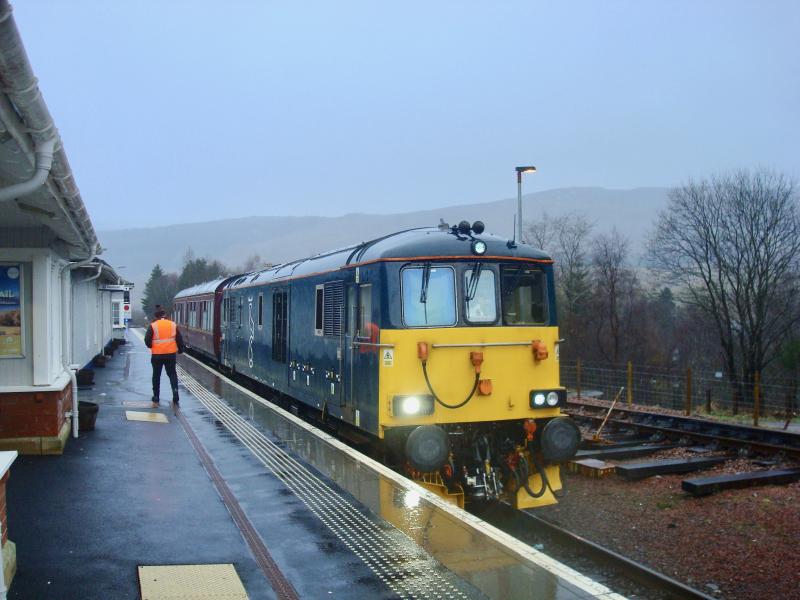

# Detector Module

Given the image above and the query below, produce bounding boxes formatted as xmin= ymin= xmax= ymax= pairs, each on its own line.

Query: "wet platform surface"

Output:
xmin=7 ymin=331 xmax=623 ymax=599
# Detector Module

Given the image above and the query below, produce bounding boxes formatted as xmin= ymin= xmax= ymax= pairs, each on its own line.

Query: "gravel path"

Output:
xmin=537 ymin=457 xmax=800 ymax=600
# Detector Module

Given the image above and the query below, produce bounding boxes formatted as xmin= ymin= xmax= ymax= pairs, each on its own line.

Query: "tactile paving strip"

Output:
xmin=138 ymin=564 xmax=248 ymax=599
xmin=126 ymin=411 xmax=169 ymax=423
xmin=177 ymin=366 xmax=476 ymax=600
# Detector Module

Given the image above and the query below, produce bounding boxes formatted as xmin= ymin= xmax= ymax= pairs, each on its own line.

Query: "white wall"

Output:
xmin=71 ymin=270 xmax=103 ymax=369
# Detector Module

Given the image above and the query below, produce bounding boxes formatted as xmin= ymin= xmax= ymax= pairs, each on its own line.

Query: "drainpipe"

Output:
xmin=0 ymin=135 xmax=57 ymax=203
xmin=67 ymin=365 xmax=80 ymax=438
xmin=84 ymin=262 xmax=104 ymax=282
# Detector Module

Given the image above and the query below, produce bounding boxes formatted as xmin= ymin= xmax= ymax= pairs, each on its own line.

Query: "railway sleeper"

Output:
xmin=682 ymin=467 xmax=800 ymax=496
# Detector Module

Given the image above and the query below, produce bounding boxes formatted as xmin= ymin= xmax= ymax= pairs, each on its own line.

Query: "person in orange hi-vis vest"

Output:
xmin=144 ymin=305 xmax=185 ymax=407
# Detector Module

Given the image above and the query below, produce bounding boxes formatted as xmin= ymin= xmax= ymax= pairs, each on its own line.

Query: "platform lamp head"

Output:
xmin=515 ymin=165 xmax=537 ymax=243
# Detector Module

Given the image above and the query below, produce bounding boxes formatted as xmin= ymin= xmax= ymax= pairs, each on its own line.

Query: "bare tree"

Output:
xmin=524 ymin=212 xmax=560 ymax=251
xmin=555 ymin=214 xmax=594 ymax=318
xmin=591 ymin=228 xmax=637 ymax=364
xmin=648 ymin=169 xmax=800 ymax=413
xmin=526 ymin=213 xmax=595 ymax=359
xmin=240 ymin=253 xmax=272 ymax=273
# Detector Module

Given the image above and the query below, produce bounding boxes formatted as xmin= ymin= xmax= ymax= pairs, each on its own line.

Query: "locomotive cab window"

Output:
xmin=501 ymin=266 xmax=547 ymax=325
xmin=401 ymin=265 xmax=456 ymax=327
xmin=464 ymin=266 xmax=497 ymax=324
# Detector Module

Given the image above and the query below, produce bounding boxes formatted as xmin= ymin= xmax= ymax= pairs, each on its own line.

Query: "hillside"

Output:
xmin=99 ymin=186 xmax=669 ymax=305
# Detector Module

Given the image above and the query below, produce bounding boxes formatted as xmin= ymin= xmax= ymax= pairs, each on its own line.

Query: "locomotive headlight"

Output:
xmin=471 ymin=240 xmax=487 ymax=255
xmin=403 ymin=396 xmax=421 ymax=415
xmin=530 ymin=389 xmax=566 ymax=409
xmin=392 ymin=394 xmax=435 ymax=417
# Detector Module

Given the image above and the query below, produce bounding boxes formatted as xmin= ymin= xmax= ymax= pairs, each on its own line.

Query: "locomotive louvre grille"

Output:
xmin=323 ymin=281 xmax=344 ymax=336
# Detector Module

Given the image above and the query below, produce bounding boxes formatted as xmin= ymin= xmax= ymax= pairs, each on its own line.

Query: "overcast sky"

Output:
xmin=13 ymin=1 xmax=800 ymax=230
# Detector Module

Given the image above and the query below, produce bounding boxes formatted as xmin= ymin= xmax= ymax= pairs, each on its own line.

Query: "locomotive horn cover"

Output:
xmin=405 ymin=425 xmax=450 ymax=473
xmin=539 ymin=417 xmax=581 ymax=462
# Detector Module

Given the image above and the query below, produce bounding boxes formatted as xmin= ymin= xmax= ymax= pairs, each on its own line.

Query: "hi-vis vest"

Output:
xmin=150 ymin=319 xmax=178 ymax=354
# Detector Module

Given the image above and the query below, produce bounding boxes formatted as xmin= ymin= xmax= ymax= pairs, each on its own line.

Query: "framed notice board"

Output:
xmin=0 ymin=264 xmax=24 ymax=358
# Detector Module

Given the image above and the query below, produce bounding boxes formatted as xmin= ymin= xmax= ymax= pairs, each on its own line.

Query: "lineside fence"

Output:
xmin=560 ymin=360 xmax=799 ymax=428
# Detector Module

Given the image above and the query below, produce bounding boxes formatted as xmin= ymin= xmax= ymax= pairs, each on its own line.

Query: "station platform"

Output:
xmin=6 ymin=330 xmax=624 ymax=600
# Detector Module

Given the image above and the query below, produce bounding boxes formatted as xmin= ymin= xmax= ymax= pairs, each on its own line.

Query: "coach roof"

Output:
xmin=216 ymin=227 xmax=552 ymax=293
xmin=174 ymin=277 xmax=232 ymax=299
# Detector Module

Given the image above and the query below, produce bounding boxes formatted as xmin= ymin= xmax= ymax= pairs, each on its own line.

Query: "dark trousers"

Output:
xmin=151 ymin=354 xmax=179 ymax=400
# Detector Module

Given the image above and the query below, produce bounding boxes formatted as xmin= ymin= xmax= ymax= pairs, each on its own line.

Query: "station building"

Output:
xmin=0 ymin=1 xmax=130 ymax=456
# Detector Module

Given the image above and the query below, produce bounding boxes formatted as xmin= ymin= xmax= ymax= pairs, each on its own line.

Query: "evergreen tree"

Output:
xmin=177 ymin=249 xmax=229 ymax=291
xmin=141 ymin=264 xmax=179 ymax=317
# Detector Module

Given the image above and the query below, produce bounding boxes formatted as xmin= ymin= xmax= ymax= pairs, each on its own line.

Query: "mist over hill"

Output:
xmin=100 ymin=186 xmax=669 ymax=306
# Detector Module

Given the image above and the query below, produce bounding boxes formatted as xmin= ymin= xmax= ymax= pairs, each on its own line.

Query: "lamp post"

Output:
xmin=515 ymin=165 xmax=537 ymax=243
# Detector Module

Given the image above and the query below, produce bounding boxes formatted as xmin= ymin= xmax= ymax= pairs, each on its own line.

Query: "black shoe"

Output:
xmin=151 ymin=397 xmax=160 ymax=407
xmin=172 ymin=398 xmax=180 ymax=405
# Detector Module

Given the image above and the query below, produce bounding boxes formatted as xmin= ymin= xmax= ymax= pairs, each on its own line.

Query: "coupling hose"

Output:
xmin=421 ymin=361 xmax=479 ymax=409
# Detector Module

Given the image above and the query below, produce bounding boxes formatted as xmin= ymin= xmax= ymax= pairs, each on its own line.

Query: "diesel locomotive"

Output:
xmin=173 ymin=221 xmax=580 ymax=509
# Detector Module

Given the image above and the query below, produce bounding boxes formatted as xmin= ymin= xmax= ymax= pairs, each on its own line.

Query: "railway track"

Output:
xmin=473 ymin=502 xmax=715 ymax=600
xmin=565 ymin=398 xmax=800 ymax=459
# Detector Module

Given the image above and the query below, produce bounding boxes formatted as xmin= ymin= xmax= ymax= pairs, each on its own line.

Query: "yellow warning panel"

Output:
xmin=126 ymin=411 xmax=169 ymax=424
xmin=138 ymin=564 xmax=248 ymax=600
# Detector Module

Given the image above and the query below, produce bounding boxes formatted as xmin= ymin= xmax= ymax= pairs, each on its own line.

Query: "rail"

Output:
xmin=566 ymin=398 xmax=800 ymax=458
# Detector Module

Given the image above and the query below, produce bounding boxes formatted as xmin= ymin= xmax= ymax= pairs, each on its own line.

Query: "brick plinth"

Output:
xmin=0 ymin=384 xmax=72 ymax=454
xmin=1 ymin=471 xmax=8 ymax=547
xmin=1 ymin=470 xmax=15 ymax=590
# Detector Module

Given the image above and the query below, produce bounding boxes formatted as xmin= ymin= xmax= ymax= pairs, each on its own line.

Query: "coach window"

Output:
xmin=314 ymin=285 xmax=324 ymax=336
xmin=501 ymin=266 xmax=547 ymax=325
xmin=401 ymin=265 xmax=456 ymax=327
xmin=258 ymin=293 xmax=263 ymax=329
xmin=464 ymin=267 xmax=497 ymax=324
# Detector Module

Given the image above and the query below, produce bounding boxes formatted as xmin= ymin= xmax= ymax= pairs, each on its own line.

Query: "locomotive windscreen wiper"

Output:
xmin=466 ymin=261 xmax=482 ymax=301
xmin=419 ymin=262 xmax=431 ymax=304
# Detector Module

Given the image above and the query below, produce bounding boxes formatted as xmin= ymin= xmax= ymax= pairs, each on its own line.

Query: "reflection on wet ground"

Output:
xmin=178 ymin=356 xmax=624 ymax=600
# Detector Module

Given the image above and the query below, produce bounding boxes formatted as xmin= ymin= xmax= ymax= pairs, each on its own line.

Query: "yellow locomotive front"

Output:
xmin=375 ymin=226 xmax=580 ymax=510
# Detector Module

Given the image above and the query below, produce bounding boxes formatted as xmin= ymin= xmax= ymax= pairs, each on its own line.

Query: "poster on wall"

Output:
xmin=0 ymin=264 xmax=23 ymax=358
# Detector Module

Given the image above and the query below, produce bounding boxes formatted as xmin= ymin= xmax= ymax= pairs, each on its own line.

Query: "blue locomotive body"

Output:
xmin=174 ymin=224 xmax=578 ymax=509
